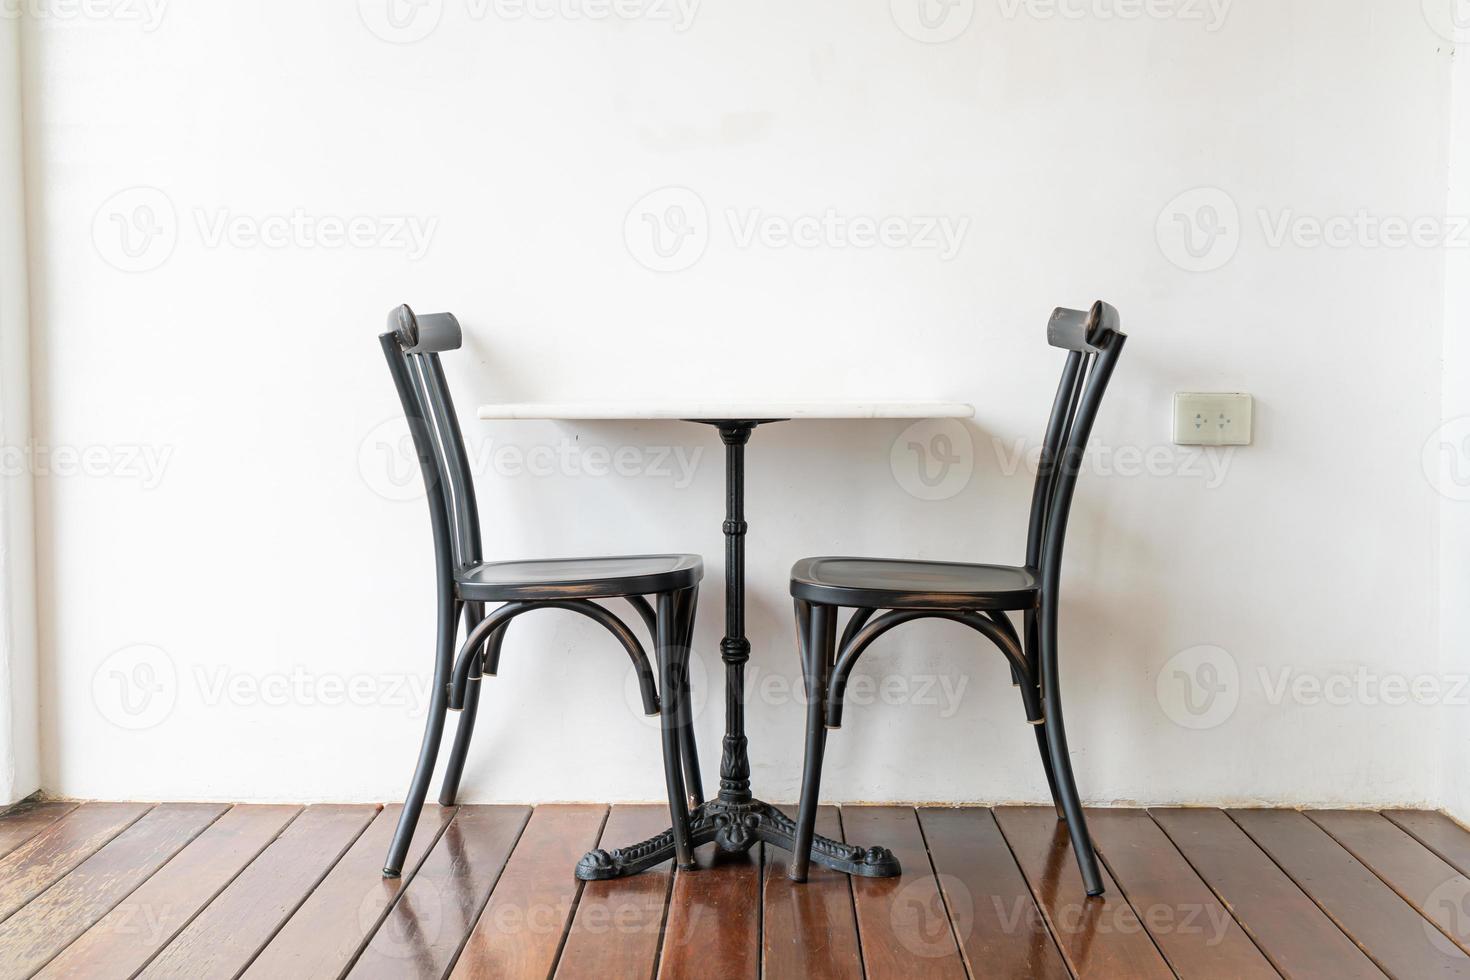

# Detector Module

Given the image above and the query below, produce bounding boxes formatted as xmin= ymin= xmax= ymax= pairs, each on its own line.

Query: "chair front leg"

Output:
xmin=1024 ymin=608 xmax=1063 ymax=817
xmin=656 ymin=591 xmax=695 ymax=869
xmin=440 ymin=607 xmax=509 ymax=806
xmin=384 ymin=592 xmax=460 ymax=877
xmin=789 ymin=601 xmax=835 ymax=882
xmin=673 ymin=587 xmax=703 ymax=810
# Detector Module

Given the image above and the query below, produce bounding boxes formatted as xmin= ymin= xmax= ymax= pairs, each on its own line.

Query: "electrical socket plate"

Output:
xmin=1173 ymin=393 xmax=1252 ymax=446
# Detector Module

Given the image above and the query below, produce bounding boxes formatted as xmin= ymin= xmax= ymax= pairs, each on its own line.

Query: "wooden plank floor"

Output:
xmin=1 ymin=800 xmax=1468 ymax=978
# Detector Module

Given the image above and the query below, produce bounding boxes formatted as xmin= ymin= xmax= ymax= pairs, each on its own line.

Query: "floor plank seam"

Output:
xmin=1306 ymin=812 xmax=1470 ymax=959
xmin=545 ymin=805 xmax=608 ymax=978
xmin=232 ymin=805 xmax=384 ymax=978
xmin=1087 ymin=833 xmax=1182 ymax=978
xmin=336 ymin=805 xmax=462 ymax=978
xmin=646 ymin=844 xmax=676 ymax=980
xmin=1143 ymin=810 xmax=1286 ymax=979
xmin=1381 ymin=811 xmax=1470 ymax=878
xmin=128 ymin=804 xmax=310 ymax=978
xmin=1220 ymin=809 xmax=1391 ymax=978
xmin=910 ymin=805 xmax=973 ymax=980
xmin=833 ymin=808 xmax=869 ymax=980
xmin=989 ymin=809 xmax=1079 ymax=980
xmin=0 ymin=802 xmax=159 ymax=929
xmin=440 ymin=805 xmax=536 ymax=978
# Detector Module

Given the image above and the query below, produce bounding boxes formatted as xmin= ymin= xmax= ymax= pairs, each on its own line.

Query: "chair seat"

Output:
xmin=455 ymin=554 xmax=703 ymax=602
xmin=790 ymin=556 xmax=1038 ymax=611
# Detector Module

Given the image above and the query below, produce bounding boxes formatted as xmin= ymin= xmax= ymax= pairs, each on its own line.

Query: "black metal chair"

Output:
xmin=377 ymin=304 xmax=705 ymax=877
xmin=786 ymin=301 xmax=1126 ymax=896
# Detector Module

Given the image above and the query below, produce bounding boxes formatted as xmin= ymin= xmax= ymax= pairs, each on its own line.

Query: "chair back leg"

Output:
xmin=1038 ymin=595 xmax=1104 ymax=896
xmin=788 ymin=602 xmax=834 ymax=882
xmin=383 ymin=592 xmax=460 ymax=877
xmin=673 ymin=588 xmax=704 ymax=809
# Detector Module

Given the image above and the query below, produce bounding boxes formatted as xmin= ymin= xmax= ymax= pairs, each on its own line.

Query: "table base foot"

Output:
xmin=575 ymin=798 xmax=901 ymax=880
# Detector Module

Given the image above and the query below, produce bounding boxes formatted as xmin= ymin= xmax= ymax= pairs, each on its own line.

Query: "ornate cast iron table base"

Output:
xmin=576 ymin=798 xmax=899 ymax=880
xmin=575 ymin=419 xmax=900 ymax=883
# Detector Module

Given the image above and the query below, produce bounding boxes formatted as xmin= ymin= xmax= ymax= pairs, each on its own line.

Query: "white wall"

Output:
xmin=20 ymin=1 xmax=1458 ymax=807
xmin=0 ymin=9 xmax=38 ymax=806
xmin=1442 ymin=28 xmax=1470 ymax=824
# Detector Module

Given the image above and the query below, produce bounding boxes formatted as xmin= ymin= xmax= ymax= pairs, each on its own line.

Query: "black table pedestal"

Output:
xmin=576 ymin=420 xmax=899 ymax=882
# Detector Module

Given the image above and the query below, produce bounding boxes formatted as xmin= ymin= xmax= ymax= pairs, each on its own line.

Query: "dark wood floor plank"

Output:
xmin=347 ymin=804 xmax=530 ymax=979
xmin=1085 ymin=808 xmax=1276 ymax=979
xmin=658 ymin=838 xmax=762 ymax=979
xmin=995 ymin=806 xmax=1172 ymax=979
xmin=138 ymin=803 xmax=378 ymax=979
xmin=556 ymin=805 xmax=673 ymax=980
xmin=0 ymin=802 xmax=79 ymax=859
xmin=449 ymin=804 xmax=606 ymax=980
xmin=244 ymin=804 xmax=456 ymax=980
xmin=920 ymin=807 xmax=1069 ymax=980
xmin=0 ymin=803 xmax=225 ymax=980
xmin=1384 ymin=811 xmax=1470 ymax=878
xmin=37 ymin=805 xmax=301 ymax=980
xmin=1230 ymin=809 xmax=1470 ymax=979
xmin=0 ymin=802 xmax=153 ymax=923
xmin=1310 ymin=810 xmax=1470 ymax=956
xmin=841 ymin=805 xmax=965 ymax=980
xmin=762 ymin=806 xmax=862 ymax=980
xmin=1150 ymin=807 xmax=1384 ymax=979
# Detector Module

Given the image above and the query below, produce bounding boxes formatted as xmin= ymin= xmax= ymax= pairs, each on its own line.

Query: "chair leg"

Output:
xmin=656 ymin=592 xmax=695 ymax=869
xmin=1038 ymin=597 xmax=1104 ymax=897
xmin=674 ymin=587 xmax=703 ymax=810
xmin=440 ymin=612 xmax=507 ymax=806
xmin=789 ymin=602 xmax=834 ymax=883
xmin=384 ymin=593 xmax=459 ymax=878
xmin=1024 ymin=610 xmax=1063 ymax=816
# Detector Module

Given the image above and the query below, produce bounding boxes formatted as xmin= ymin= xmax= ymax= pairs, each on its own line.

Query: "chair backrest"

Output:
xmin=1022 ymin=301 xmax=1127 ymax=587
xmin=379 ymin=304 xmax=483 ymax=573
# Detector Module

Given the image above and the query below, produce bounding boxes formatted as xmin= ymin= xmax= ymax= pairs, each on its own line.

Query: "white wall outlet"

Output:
xmin=1173 ymin=393 xmax=1252 ymax=446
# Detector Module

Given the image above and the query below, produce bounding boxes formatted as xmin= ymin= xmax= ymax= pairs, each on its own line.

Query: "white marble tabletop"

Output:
xmin=476 ymin=401 xmax=975 ymax=421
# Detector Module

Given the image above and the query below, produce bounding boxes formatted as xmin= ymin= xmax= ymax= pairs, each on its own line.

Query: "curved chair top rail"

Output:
xmin=388 ymin=303 xmax=463 ymax=354
xmin=1047 ymin=300 xmax=1123 ymax=354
